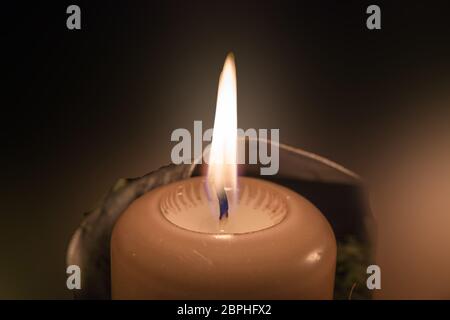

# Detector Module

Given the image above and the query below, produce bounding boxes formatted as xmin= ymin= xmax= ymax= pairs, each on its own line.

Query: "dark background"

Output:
xmin=3 ymin=0 xmax=450 ymax=298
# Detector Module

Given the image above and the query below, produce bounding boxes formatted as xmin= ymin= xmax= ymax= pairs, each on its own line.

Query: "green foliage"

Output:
xmin=334 ymin=236 xmax=372 ymax=300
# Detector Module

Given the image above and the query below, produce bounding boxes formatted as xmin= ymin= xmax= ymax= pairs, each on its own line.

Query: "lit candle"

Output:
xmin=110 ymin=53 xmax=337 ymax=299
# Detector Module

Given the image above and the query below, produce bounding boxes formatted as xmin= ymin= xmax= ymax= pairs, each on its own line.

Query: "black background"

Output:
xmin=3 ymin=1 xmax=450 ymax=298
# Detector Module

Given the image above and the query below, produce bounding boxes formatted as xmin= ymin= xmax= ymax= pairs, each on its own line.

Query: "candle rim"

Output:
xmin=158 ymin=176 xmax=309 ymax=236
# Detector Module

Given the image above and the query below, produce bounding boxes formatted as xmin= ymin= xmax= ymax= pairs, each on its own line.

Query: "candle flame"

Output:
xmin=207 ymin=53 xmax=238 ymax=216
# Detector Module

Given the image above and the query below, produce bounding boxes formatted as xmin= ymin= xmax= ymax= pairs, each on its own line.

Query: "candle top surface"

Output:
xmin=160 ymin=176 xmax=289 ymax=234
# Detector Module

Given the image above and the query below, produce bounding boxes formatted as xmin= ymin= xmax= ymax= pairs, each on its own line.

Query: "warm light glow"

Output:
xmin=207 ymin=53 xmax=238 ymax=197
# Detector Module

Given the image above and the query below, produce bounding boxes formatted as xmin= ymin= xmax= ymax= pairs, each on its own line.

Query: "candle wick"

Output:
xmin=217 ymin=189 xmax=229 ymax=220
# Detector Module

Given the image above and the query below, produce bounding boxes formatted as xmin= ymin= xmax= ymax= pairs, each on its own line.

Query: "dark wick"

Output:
xmin=217 ymin=189 xmax=229 ymax=220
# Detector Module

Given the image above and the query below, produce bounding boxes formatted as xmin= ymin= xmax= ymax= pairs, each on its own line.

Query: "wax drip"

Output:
xmin=217 ymin=189 xmax=229 ymax=220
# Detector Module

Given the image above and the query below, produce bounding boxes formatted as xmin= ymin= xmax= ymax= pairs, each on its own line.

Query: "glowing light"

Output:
xmin=207 ymin=53 xmax=238 ymax=213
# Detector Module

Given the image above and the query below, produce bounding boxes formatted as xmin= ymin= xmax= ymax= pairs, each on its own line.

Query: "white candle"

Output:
xmin=111 ymin=175 xmax=336 ymax=299
xmin=110 ymin=53 xmax=337 ymax=299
